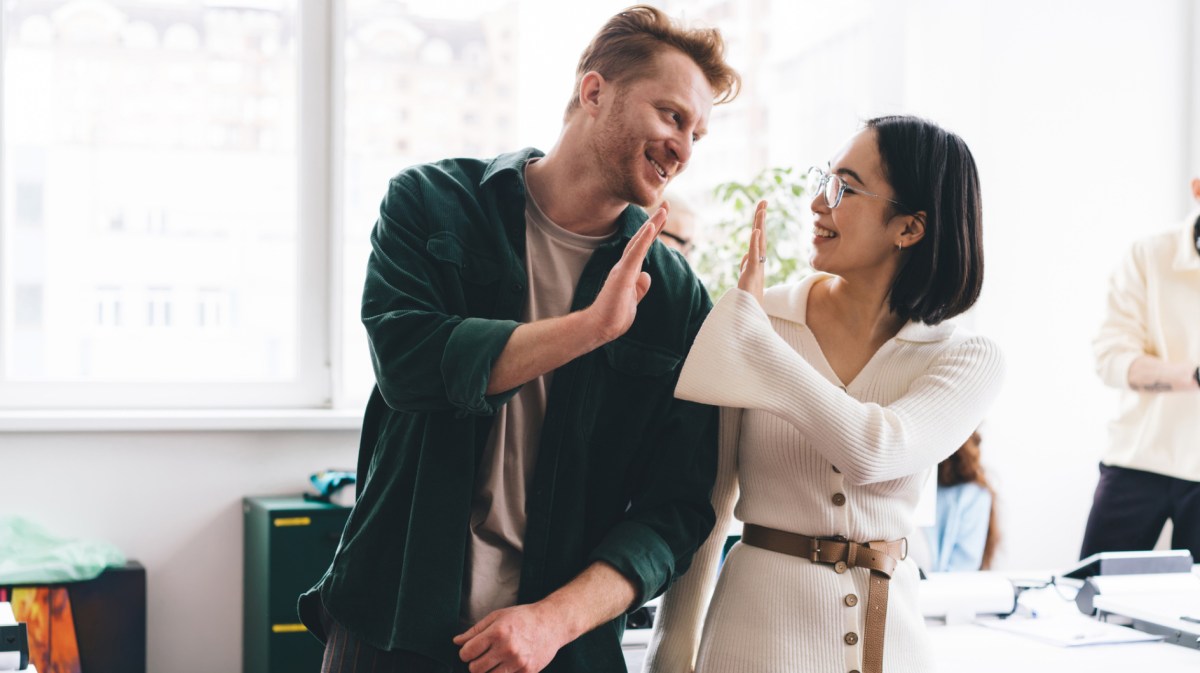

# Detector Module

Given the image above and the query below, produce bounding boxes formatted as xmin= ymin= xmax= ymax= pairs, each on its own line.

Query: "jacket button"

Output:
xmin=834 ymin=561 xmax=847 ymax=574
xmin=844 ymin=632 xmax=859 ymax=646
xmin=832 ymin=492 xmax=846 ymax=506
xmin=844 ymin=593 xmax=858 ymax=607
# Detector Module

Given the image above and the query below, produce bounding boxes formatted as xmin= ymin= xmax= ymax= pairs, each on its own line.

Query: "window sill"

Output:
xmin=0 ymin=408 xmax=365 ymax=433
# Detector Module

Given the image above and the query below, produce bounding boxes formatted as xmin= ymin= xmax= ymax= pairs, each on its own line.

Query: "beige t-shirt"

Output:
xmin=463 ymin=169 xmax=613 ymax=625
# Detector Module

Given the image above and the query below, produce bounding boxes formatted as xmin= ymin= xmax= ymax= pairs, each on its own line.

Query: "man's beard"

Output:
xmin=589 ymin=103 xmax=659 ymax=208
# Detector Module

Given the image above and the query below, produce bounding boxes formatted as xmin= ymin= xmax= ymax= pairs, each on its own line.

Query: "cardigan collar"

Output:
xmin=762 ymin=272 xmax=956 ymax=344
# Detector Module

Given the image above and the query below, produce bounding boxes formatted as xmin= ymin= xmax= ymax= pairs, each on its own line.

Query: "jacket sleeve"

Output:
xmin=361 ymin=174 xmax=520 ymax=415
xmin=584 ymin=279 xmax=720 ymax=608
xmin=1093 ymin=242 xmax=1149 ymax=389
xmin=674 ymin=289 xmax=1006 ymax=486
xmin=643 ymin=406 xmax=742 ymax=673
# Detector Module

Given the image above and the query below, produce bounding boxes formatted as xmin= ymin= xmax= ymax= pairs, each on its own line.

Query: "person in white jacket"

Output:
xmin=645 ymin=115 xmax=1005 ymax=673
xmin=1083 ymin=177 xmax=1200 ymax=563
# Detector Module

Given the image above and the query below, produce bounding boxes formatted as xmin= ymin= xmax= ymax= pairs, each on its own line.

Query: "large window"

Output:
xmin=1 ymin=0 xmax=319 ymax=408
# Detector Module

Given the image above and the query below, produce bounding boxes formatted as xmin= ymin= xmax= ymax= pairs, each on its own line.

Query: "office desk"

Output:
xmin=929 ymin=622 xmax=1199 ymax=671
xmin=624 ymin=617 xmax=1200 ymax=672
xmin=622 ymin=573 xmax=1200 ymax=672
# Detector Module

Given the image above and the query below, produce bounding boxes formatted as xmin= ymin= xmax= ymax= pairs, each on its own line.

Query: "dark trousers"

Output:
xmin=319 ymin=604 xmax=447 ymax=673
xmin=1080 ymin=463 xmax=1200 ymax=562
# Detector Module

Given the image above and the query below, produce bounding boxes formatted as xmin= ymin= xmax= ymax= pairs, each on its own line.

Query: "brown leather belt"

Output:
xmin=742 ymin=524 xmax=907 ymax=673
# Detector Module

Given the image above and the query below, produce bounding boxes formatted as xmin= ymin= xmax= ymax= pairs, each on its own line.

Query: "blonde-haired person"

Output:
xmin=646 ymin=116 xmax=1004 ymax=673
xmin=300 ymin=6 xmax=741 ymax=673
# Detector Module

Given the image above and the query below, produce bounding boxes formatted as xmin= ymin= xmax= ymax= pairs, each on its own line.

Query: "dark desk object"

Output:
xmin=1063 ymin=549 xmax=1192 ymax=580
xmin=2 ymin=561 xmax=146 ymax=673
xmin=0 ymin=622 xmax=29 ymax=671
xmin=243 ymin=495 xmax=349 ymax=673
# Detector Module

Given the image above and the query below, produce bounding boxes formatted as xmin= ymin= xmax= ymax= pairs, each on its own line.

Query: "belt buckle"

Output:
xmin=810 ymin=535 xmax=847 ymax=563
xmin=898 ymin=537 xmax=909 ymax=560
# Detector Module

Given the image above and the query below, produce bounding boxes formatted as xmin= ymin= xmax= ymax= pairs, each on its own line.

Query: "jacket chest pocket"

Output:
xmin=427 ymin=232 xmax=502 ymax=285
xmin=426 ymin=232 xmax=506 ymax=316
xmin=601 ymin=337 xmax=681 ymax=379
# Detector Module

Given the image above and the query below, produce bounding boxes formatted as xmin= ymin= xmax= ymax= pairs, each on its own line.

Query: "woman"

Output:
xmin=926 ymin=430 xmax=1000 ymax=572
xmin=645 ymin=115 xmax=1004 ymax=673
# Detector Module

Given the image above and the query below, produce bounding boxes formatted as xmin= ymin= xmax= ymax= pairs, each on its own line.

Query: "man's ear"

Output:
xmin=578 ymin=71 xmax=606 ymax=118
xmin=1190 ymin=177 xmax=1200 ymax=202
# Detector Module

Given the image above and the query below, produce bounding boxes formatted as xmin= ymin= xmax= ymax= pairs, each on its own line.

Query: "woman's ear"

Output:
xmin=898 ymin=211 xmax=927 ymax=248
xmin=1190 ymin=177 xmax=1200 ymax=203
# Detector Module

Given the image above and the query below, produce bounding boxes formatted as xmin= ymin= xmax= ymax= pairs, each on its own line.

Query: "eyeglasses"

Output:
xmin=807 ymin=166 xmax=907 ymax=211
xmin=660 ymin=229 xmax=693 ymax=252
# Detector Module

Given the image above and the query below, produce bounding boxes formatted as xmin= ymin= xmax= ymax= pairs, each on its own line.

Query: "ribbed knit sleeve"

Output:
xmin=674 ymin=289 xmax=1005 ymax=486
xmin=644 ymin=407 xmax=743 ymax=673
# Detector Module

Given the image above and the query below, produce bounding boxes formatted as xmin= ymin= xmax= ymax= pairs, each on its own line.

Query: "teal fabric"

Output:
xmin=0 ymin=516 xmax=125 ymax=584
xmin=300 ymin=148 xmax=719 ymax=672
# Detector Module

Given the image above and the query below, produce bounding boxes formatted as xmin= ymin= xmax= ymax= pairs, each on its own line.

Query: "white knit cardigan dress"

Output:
xmin=644 ymin=274 xmax=1005 ymax=673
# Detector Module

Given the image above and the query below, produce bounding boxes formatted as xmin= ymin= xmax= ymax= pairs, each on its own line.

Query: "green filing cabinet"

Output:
xmin=243 ymin=495 xmax=350 ymax=673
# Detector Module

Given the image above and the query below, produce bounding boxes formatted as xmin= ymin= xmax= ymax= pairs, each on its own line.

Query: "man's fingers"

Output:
xmin=634 ymin=272 xmax=651 ymax=303
xmin=620 ymin=211 xmax=665 ymax=265
xmin=656 ymin=199 xmax=670 ymax=221
xmin=458 ymin=632 xmax=491 ymax=662
xmin=466 ymin=648 xmax=503 ymax=673
xmin=454 ymin=617 xmax=486 ymax=645
xmin=455 ymin=613 xmax=499 ymax=656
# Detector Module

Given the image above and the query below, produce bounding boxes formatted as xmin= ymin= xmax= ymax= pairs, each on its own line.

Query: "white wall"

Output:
xmin=1 ymin=429 xmax=358 ymax=673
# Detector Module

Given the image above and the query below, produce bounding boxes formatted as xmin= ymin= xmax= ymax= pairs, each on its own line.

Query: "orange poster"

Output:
xmin=10 ymin=587 xmax=82 ymax=673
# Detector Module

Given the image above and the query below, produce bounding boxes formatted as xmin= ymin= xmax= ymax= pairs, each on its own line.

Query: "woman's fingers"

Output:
xmin=737 ymin=201 xmax=767 ymax=303
xmin=753 ymin=200 xmax=767 ymax=262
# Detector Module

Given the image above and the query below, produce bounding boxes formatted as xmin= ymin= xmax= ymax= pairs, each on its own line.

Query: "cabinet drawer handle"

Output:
xmin=273 ymin=517 xmax=311 ymax=527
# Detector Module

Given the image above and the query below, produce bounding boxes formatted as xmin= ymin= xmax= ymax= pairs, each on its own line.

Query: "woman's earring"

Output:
xmin=896 ymin=242 xmax=903 ymax=252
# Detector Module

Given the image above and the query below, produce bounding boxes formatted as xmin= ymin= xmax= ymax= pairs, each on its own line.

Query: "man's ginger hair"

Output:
xmin=565 ymin=5 xmax=741 ymax=119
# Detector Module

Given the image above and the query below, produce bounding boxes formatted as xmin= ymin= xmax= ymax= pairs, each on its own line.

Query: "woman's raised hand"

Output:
xmin=737 ymin=200 xmax=768 ymax=304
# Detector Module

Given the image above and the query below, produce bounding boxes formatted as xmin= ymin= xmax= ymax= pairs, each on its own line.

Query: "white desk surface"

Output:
xmin=931 ymin=570 xmax=1200 ymax=671
xmin=623 ymin=570 xmax=1200 ymax=672
xmin=929 ymin=621 xmax=1198 ymax=671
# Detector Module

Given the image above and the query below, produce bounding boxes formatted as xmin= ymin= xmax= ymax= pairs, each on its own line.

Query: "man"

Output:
xmin=1085 ymin=176 xmax=1200 ymax=562
xmin=299 ymin=6 xmax=740 ymax=673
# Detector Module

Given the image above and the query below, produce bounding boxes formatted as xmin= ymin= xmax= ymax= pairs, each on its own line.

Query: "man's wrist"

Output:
xmin=531 ymin=595 xmax=582 ymax=648
xmin=574 ymin=306 xmax=620 ymax=349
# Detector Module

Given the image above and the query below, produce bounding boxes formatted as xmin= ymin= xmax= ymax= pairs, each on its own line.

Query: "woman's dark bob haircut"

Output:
xmin=867 ymin=115 xmax=983 ymax=325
